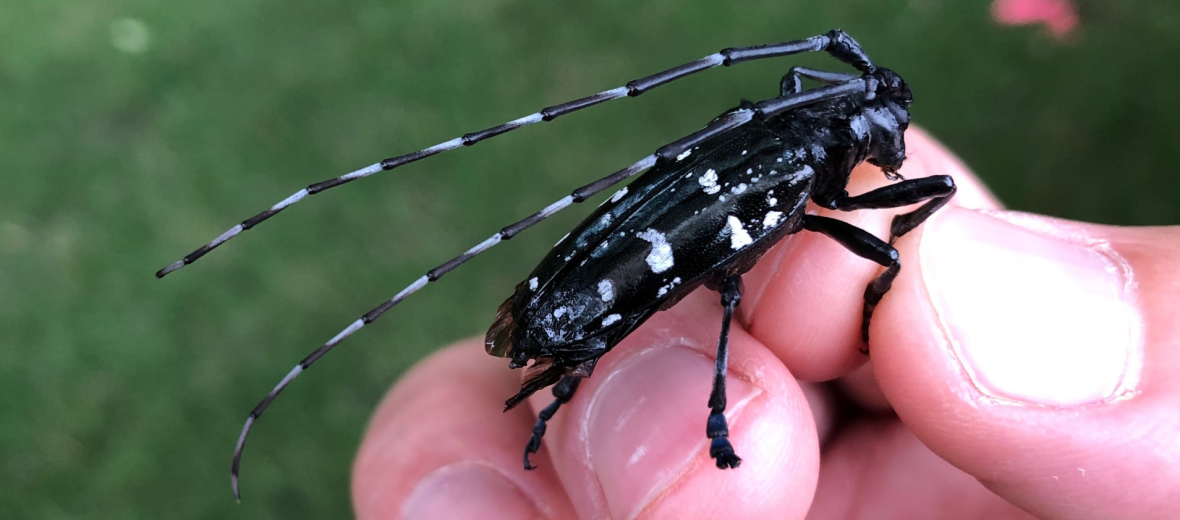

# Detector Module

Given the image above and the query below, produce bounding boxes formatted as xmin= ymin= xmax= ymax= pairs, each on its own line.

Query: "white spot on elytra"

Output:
xmin=741 ymin=149 xmax=747 ymax=155
xmin=698 ymin=169 xmax=720 ymax=194
xmin=730 ymin=183 xmax=747 ymax=195
xmin=636 ymin=229 xmax=674 ymax=273
xmin=786 ymin=165 xmax=815 ymax=186
xmin=728 ymin=216 xmax=752 ymax=249
xmin=811 ymin=145 xmax=827 ymax=161
xmin=602 ymin=314 xmax=621 ymax=327
xmin=554 ymin=307 xmax=566 ymax=318
xmin=763 ymin=211 xmax=783 ymax=229
xmin=850 ymin=114 xmax=871 ymax=139
xmin=657 ymin=276 xmax=682 ymax=297
xmin=746 ymin=168 xmax=752 ymax=175
xmin=676 ymin=149 xmax=692 ymax=161
xmin=598 ymin=279 xmax=614 ymax=302
xmin=610 ymin=187 xmax=628 ymax=203
xmin=528 ymin=277 xmax=538 ymax=291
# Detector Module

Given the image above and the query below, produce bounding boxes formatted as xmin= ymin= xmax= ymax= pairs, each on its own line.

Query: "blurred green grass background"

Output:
xmin=1 ymin=0 xmax=1177 ymax=517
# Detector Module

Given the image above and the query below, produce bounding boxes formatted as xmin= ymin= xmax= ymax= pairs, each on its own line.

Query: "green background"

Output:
xmin=2 ymin=0 xmax=1176 ymax=517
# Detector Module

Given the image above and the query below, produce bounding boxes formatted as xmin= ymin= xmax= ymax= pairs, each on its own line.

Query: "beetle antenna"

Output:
xmin=157 ymin=30 xmax=877 ymax=278
xmin=227 ymin=77 xmax=875 ymax=499
xmin=229 ymin=153 xmax=658 ymax=501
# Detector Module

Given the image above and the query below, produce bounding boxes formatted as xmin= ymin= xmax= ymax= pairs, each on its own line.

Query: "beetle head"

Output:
xmin=864 ymin=68 xmax=912 ymax=178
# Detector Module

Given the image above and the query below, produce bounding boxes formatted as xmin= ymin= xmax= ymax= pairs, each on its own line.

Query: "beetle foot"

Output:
xmin=523 ymin=429 xmax=542 ymax=470
xmin=706 ymin=412 xmax=741 ymax=468
xmin=710 ymin=437 xmax=742 ymax=469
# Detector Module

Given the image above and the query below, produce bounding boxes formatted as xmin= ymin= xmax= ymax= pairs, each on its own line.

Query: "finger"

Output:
xmin=352 ymin=341 xmax=578 ymax=520
xmin=740 ymin=127 xmax=1004 ymax=382
xmin=807 ymin=419 xmax=1036 ymax=520
xmin=871 ymin=208 xmax=1180 ymax=519
xmin=530 ymin=288 xmax=821 ymax=520
xmin=801 ymin=380 xmax=841 ymax=444
xmin=835 ymin=361 xmax=892 ymax=412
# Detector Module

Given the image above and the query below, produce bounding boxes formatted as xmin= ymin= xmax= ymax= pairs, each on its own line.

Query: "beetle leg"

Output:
xmin=832 ymin=175 xmax=957 ymax=243
xmin=523 ymin=375 xmax=582 ymax=470
xmin=802 ymin=216 xmax=901 ymax=351
xmin=707 ymin=275 xmax=744 ymax=469
xmin=781 ymin=67 xmax=860 ymax=96
xmin=887 ymin=187 xmax=957 ymax=244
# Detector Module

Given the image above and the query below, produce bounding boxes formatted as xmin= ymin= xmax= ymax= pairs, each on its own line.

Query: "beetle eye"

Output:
xmin=895 ymin=84 xmax=913 ymax=108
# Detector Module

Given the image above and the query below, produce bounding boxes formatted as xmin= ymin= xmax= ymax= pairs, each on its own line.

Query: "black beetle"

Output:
xmin=156 ymin=29 xmax=956 ymax=499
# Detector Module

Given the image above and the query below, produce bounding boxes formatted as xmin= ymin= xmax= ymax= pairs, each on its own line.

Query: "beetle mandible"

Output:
xmin=155 ymin=29 xmax=956 ymax=500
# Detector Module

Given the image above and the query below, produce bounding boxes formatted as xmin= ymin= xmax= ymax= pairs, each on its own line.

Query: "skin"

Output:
xmin=351 ymin=128 xmax=1180 ymax=520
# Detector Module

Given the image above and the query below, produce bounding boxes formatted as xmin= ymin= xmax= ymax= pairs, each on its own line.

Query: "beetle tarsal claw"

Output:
xmin=709 ymin=438 xmax=742 ymax=469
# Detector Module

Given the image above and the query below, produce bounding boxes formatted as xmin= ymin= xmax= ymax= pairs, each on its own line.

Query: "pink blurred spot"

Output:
xmin=992 ymin=0 xmax=1079 ymax=39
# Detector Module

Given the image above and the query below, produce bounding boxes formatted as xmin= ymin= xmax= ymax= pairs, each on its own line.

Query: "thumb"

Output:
xmin=871 ymin=207 xmax=1180 ymax=519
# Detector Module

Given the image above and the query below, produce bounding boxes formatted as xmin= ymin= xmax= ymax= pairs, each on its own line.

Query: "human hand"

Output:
xmin=352 ymin=129 xmax=1180 ymax=519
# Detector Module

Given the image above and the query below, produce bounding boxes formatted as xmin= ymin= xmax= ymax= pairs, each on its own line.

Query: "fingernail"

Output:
xmin=922 ymin=208 xmax=1142 ymax=406
xmin=401 ymin=463 xmax=545 ymax=520
xmin=585 ymin=343 xmax=759 ymax=520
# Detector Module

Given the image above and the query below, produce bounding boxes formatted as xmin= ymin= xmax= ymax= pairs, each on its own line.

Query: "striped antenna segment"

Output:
xmin=157 ymin=30 xmax=872 ymax=278
xmin=229 ymin=153 xmax=657 ymax=501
